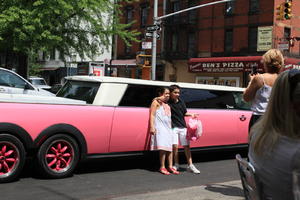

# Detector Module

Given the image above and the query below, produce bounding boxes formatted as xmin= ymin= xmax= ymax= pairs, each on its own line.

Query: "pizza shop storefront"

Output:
xmin=188 ymin=56 xmax=300 ymax=87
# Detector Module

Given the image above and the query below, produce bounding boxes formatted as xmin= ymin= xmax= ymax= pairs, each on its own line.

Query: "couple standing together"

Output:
xmin=149 ymin=84 xmax=200 ymax=175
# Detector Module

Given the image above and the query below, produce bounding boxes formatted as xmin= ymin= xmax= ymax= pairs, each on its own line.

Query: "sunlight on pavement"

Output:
xmin=110 ymin=180 xmax=244 ymax=200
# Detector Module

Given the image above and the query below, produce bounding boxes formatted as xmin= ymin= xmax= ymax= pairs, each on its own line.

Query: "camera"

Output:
xmin=251 ymin=66 xmax=258 ymax=75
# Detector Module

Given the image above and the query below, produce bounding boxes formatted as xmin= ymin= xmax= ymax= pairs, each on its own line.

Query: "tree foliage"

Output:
xmin=0 ymin=0 xmax=139 ymax=59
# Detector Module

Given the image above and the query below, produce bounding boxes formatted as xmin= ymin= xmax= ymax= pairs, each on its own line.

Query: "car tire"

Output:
xmin=36 ymin=134 xmax=79 ymax=179
xmin=0 ymin=134 xmax=26 ymax=183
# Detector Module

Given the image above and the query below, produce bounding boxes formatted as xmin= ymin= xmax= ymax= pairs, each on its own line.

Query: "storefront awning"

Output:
xmin=284 ymin=57 xmax=300 ymax=70
xmin=109 ymin=59 xmax=136 ymax=68
xmin=188 ymin=56 xmax=263 ymax=73
xmin=40 ymin=67 xmax=59 ymax=71
xmin=189 ymin=56 xmax=300 ymax=73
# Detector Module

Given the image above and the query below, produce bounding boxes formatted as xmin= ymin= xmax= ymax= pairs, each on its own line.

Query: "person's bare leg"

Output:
xmin=167 ymin=151 xmax=173 ymax=169
xmin=167 ymin=151 xmax=179 ymax=174
xmin=184 ymin=145 xmax=192 ymax=165
xmin=184 ymin=146 xmax=200 ymax=173
xmin=173 ymin=144 xmax=179 ymax=165
xmin=159 ymin=150 xmax=166 ymax=169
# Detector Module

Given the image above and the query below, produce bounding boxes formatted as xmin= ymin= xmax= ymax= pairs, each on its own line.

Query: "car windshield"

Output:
xmin=56 ymin=80 xmax=100 ymax=104
xmin=31 ymin=79 xmax=47 ymax=85
xmin=0 ymin=69 xmax=29 ymax=88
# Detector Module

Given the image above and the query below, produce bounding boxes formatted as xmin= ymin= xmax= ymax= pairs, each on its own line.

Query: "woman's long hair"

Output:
xmin=250 ymin=71 xmax=300 ymax=155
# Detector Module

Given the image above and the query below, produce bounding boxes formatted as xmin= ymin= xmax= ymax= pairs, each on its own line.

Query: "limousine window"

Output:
xmin=119 ymin=84 xmax=159 ymax=107
xmin=181 ymin=88 xmax=236 ymax=109
xmin=57 ymin=80 xmax=100 ymax=104
xmin=233 ymin=92 xmax=251 ymax=110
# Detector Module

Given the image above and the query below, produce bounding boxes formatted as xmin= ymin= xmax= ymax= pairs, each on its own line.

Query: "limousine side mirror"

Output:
xmin=24 ymin=83 xmax=33 ymax=90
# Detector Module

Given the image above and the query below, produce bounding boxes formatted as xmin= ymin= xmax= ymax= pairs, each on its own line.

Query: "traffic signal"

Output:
xmin=136 ymin=54 xmax=152 ymax=68
xmin=276 ymin=3 xmax=284 ymax=20
xmin=283 ymin=1 xmax=292 ymax=20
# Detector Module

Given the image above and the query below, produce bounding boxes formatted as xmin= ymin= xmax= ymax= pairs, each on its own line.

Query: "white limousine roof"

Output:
xmin=65 ymin=76 xmax=245 ymax=92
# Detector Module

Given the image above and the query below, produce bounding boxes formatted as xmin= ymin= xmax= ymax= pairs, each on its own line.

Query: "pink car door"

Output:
xmin=181 ymin=88 xmax=250 ymax=148
xmin=108 ymin=84 xmax=157 ymax=153
xmin=187 ymin=109 xmax=251 ymax=148
xmin=109 ymin=107 xmax=150 ymax=152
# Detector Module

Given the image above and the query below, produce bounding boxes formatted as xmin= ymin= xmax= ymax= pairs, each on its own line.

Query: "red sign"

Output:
xmin=189 ymin=61 xmax=264 ymax=73
xmin=93 ymin=66 xmax=104 ymax=76
xmin=189 ymin=56 xmax=300 ymax=73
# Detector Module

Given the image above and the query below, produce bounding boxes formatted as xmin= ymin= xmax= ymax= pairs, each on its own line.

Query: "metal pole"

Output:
xmin=151 ymin=0 xmax=158 ymax=80
xmin=150 ymin=0 xmax=234 ymax=81
xmin=156 ymin=0 xmax=233 ymax=21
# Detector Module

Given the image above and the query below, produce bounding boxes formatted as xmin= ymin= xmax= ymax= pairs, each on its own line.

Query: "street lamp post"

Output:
xmin=150 ymin=0 xmax=234 ymax=81
xmin=151 ymin=0 xmax=158 ymax=81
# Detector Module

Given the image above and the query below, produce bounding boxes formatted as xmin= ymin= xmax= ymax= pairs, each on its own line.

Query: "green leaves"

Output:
xmin=0 ymin=0 xmax=139 ymax=59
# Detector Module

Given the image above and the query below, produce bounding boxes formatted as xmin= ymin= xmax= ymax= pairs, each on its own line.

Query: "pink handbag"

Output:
xmin=186 ymin=118 xmax=203 ymax=141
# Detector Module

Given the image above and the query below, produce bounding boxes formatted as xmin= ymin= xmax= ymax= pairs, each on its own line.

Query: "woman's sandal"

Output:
xmin=159 ymin=167 xmax=171 ymax=175
xmin=168 ymin=167 xmax=180 ymax=175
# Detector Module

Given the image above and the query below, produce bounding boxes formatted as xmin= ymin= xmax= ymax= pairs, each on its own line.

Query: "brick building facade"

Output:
xmin=116 ymin=0 xmax=300 ymax=87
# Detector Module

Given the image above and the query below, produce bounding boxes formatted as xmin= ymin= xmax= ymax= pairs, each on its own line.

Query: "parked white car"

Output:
xmin=28 ymin=76 xmax=51 ymax=90
xmin=0 ymin=68 xmax=54 ymax=96
xmin=0 ymin=93 xmax=86 ymax=104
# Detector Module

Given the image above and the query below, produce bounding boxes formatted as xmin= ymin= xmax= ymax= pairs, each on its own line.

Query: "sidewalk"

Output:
xmin=111 ymin=180 xmax=244 ymax=200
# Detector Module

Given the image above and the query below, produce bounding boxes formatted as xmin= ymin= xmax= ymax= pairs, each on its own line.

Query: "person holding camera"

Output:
xmin=243 ymin=49 xmax=283 ymax=128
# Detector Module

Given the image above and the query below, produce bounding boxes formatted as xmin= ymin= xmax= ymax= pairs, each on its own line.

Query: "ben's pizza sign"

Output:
xmin=189 ymin=61 xmax=263 ymax=73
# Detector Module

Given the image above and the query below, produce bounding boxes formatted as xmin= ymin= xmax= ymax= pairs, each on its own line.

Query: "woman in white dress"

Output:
xmin=149 ymin=87 xmax=179 ymax=175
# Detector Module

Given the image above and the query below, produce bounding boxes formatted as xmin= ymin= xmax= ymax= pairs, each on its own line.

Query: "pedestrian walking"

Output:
xmin=243 ymin=49 xmax=283 ymax=129
xmin=168 ymin=84 xmax=200 ymax=174
xmin=149 ymin=87 xmax=179 ymax=175
xmin=248 ymin=69 xmax=300 ymax=200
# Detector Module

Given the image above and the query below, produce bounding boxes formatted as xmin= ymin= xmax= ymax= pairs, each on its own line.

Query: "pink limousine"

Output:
xmin=0 ymin=76 xmax=252 ymax=182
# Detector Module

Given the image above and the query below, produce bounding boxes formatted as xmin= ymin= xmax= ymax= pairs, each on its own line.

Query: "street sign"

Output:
xmin=278 ymin=42 xmax=289 ymax=51
xmin=145 ymin=32 xmax=153 ymax=38
xmin=146 ymin=24 xmax=160 ymax=32
xmin=145 ymin=32 xmax=160 ymax=39
xmin=157 ymin=33 xmax=160 ymax=40
xmin=142 ymin=42 xmax=152 ymax=49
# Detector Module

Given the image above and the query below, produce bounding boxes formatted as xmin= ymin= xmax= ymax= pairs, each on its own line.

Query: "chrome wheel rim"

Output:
xmin=0 ymin=141 xmax=20 ymax=178
xmin=44 ymin=139 xmax=74 ymax=173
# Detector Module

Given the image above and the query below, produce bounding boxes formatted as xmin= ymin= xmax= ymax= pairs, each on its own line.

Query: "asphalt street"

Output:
xmin=0 ymin=150 xmax=247 ymax=200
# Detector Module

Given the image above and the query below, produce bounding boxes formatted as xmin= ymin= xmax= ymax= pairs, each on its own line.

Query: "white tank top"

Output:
xmin=251 ymin=75 xmax=272 ymax=115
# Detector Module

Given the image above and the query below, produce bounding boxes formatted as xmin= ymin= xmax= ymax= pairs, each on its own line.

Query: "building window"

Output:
xmin=188 ymin=0 xmax=197 ymax=24
xmin=225 ymin=30 xmax=233 ymax=53
xmin=225 ymin=1 xmax=235 ymax=15
xmin=172 ymin=0 xmax=180 ymax=23
xmin=140 ymin=6 xmax=148 ymax=27
xmin=59 ymin=51 xmax=64 ymax=60
xmin=125 ymin=44 xmax=132 ymax=54
xmin=284 ymin=27 xmax=291 ymax=53
xmin=172 ymin=33 xmax=178 ymax=52
xmin=126 ymin=7 xmax=133 ymax=24
xmin=187 ymin=32 xmax=196 ymax=58
xmin=248 ymin=27 xmax=258 ymax=52
xmin=284 ymin=27 xmax=291 ymax=39
xmin=50 ymin=48 xmax=56 ymax=60
xmin=42 ymin=52 xmax=47 ymax=61
xmin=249 ymin=0 xmax=259 ymax=13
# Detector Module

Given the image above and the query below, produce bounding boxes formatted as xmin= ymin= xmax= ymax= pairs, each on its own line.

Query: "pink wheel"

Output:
xmin=37 ymin=134 xmax=79 ymax=178
xmin=45 ymin=140 xmax=74 ymax=173
xmin=0 ymin=134 xmax=25 ymax=183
